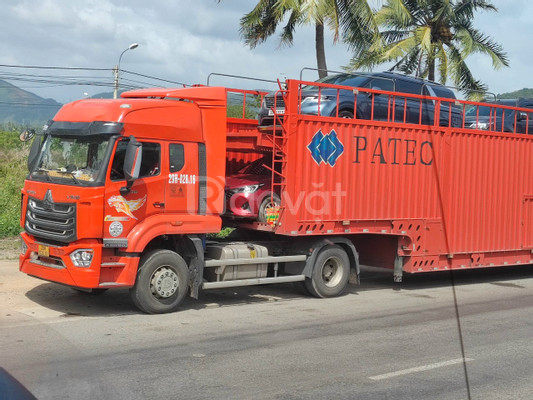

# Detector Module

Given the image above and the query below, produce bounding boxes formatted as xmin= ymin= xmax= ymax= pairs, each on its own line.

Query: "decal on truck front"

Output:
xmin=107 ymin=195 xmax=147 ymax=220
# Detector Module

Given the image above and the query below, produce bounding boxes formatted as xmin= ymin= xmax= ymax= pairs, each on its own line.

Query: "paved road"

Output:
xmin=1 ymin=259 xmax=532 ymax=399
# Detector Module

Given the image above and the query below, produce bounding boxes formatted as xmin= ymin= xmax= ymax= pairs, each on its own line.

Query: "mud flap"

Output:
xmin=188 ymin=236 xmax=205 ymax=299
xmin=394 ymin=256 xmax=404 ymax=283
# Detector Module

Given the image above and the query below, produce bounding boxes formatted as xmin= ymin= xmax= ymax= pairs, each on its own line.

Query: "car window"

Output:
xmin=238 ymin=157 xmax=271 ymax=175
xmin=396 ymin=79 xmax=423 ymax=95
xmin=370 ymin=78 xmax=394 ymax=91
xmin=336 ymin=75 xmax=371 ymax=88
xmin=429 ymin=86 xmax=455 ymax=99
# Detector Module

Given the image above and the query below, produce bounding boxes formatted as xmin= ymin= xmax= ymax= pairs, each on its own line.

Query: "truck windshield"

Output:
xmin=30 ymin=135 xmax=111 ymax=185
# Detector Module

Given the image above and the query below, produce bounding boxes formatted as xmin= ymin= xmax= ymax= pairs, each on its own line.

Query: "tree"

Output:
xmin=239 ymin=0 xmax=377 ymax=79
xmin=346 ymin=0 xmax=509 ymax=98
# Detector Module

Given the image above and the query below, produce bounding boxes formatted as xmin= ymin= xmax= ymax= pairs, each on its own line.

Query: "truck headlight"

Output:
xmin=70 ymin=249 xmax=94 ymax=267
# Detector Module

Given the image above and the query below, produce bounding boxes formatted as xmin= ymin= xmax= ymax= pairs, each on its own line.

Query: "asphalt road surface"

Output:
xmin=1 ymin=259 xmax=532 ymax=400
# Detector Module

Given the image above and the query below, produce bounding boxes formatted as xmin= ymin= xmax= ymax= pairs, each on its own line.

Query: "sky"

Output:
xmin=0 ymin=0 xmax=531 ymax=104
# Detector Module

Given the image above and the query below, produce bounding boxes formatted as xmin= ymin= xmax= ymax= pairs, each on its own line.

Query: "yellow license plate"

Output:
xmin=38 ymin=245 xmax=50 ymax=257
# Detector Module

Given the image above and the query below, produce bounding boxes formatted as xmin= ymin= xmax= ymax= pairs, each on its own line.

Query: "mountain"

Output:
xmin=497 ymin=88 xmax=533 ymax=99
xmin=0 ymin=80 xmax=62 ymax=126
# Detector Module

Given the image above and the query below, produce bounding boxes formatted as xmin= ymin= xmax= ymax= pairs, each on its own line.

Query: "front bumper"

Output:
xmin=19 ymin=232 xmax=139 ymax=289
xmin=225 ymin=192 xmax=259 ymax=219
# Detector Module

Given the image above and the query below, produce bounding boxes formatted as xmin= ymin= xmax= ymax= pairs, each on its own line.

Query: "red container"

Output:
xmin=228 ymin=80 xmax=533 ymax=273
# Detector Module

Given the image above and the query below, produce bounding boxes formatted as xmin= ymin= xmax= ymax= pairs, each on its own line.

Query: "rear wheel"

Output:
xmin=130 ymin=250 xmax=189 ymax=314
xmin=305 ymin=245 xmax=350 ymax=298
xmin=338 ymin=110 xmax=354 ymax=119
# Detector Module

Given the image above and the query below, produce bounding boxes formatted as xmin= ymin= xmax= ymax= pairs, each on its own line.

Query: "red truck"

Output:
xmin=19 ymin=77 xmax=533 ymax=313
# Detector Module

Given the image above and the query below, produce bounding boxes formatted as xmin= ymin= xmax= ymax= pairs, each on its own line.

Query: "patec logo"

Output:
xmin=307 ymin=129 xmax=344 ymax=166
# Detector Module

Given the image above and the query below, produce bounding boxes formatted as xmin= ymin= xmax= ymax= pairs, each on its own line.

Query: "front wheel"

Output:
xmin=130 ymin=250 xmax=189 ymax=314
xmin=257 ymin=193 xmax=281 ymax=223
xmin=305 ymin=245 xmax=350 ymax=298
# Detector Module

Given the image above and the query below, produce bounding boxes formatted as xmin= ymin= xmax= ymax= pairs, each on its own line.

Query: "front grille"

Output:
xmin=265 ymin=95 xmax=285 ymax=109
xmin=25 ymin=197 xmax=77 ymax=243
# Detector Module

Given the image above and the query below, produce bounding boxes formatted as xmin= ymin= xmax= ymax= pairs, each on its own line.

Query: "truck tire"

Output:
xmin=338 ymin=110 xmax=354 ymax=119
xmin=130 ymin=250 xmax=189 ymax=314
xmin=258 ymin=193 xmax=281 ymax=223
xmin=305 ymin=245 xmax=350 ymax=298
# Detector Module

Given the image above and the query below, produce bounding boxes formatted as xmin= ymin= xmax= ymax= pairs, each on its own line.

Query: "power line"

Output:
xmin=0 ymin=64 xmax=110 ymax=71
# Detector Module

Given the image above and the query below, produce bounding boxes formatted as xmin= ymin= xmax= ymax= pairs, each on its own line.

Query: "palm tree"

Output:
xmin=240 ymin=0 xmax=377 ymax=79
xmin=346 ymin=0 xmax=508 ymax=98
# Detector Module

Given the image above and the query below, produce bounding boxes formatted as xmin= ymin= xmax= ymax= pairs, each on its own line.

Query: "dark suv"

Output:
xmin=258 ymin=71 xmax=462 ymax=127
xmin=465 ymin=98 xmax=533 ymax=133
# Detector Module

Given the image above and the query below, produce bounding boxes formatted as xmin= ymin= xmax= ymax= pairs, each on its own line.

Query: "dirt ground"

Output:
xmin=0 ymin=236 xmax=20 ymax=260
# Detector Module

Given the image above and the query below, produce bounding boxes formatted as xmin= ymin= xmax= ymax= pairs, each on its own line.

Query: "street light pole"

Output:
xmin=113 ymin=43 xmax=139 ymax=99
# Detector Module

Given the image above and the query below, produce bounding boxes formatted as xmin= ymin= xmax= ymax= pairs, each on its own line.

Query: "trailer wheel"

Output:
xmin=305 ymin=245 xmax=350 ymax=298
xmin=258 ymin=193 xmax=281 ymax=223
xmin=130 ymin=250 xmax=189 ymax=314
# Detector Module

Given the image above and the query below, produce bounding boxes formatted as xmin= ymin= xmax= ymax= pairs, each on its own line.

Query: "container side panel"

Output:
xmin=445 ymin=132 xmax=532 ymax=253
xmin=284 ymin=118 xmax=442 ymax=223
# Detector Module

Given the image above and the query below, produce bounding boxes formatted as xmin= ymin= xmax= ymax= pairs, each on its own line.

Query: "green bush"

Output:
xmin=0 ymin=130 xmax=29 ymax=237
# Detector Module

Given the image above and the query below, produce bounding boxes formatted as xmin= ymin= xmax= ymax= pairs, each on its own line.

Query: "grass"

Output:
xmin=0 ymin=129 xmax=30 ymax=238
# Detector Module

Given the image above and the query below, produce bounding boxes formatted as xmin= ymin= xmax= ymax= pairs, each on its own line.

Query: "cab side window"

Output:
xmin=138 ymin=143 xmax=161 ymax=177
xmin=110 ymin=140 xmax=127 ymax=181
xmin=169 ymin=144 xmax=184 ymax=172
xmin=110 ymin=140 xmax=160 ymax=181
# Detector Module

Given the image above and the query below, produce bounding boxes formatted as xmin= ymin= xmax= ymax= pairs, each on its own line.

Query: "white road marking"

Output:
xmin=369 ymin=358 xmax=474 ymax=381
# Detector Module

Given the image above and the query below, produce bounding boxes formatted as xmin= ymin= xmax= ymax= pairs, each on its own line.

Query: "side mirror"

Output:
xmin=19 ymin=129 xmax=35 ymax=142
xmin=517 ymin=112 xmax=528 ymax=121
xmin=121 ymin=136 xmax=142 ymax=195
xmin=27 ymin=135 xmax=42 ymax=172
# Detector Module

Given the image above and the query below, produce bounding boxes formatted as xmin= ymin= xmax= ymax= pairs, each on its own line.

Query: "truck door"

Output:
xmin=165 ymin=142 xmax=200 ymax=215
xmin=103 ymin=140 xmax=166 ymax=244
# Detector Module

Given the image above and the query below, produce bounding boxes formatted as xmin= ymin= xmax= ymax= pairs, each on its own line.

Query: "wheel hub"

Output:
xmin=150 ymin=267 xmax=179 ymax=298
xmin=322 ymin=258 xmax=341 ymax=287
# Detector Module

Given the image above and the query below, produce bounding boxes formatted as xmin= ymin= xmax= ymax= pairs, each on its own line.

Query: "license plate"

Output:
xmin=38 ymin=245 xmax=50 ymax=257
xmin=268 ymin=109 xmax=285 ymax=116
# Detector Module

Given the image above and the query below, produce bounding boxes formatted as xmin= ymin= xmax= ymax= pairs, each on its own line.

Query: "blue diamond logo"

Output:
xmin=307 ymin=130 xmax=325 ymax=165
xmin=307 ymin=129 xmax=344 ymax=166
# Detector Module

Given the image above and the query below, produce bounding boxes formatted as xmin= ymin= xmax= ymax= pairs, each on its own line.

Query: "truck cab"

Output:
xmin=20 ymin=87 xmax=229 ymax=311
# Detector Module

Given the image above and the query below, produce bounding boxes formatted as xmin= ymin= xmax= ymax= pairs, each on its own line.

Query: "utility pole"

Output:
xmin=113 ymin=43 xmax=139 ymax=99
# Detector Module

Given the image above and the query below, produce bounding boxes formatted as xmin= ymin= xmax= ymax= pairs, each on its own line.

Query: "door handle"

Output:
xmin=153 ymin=202 xmax=165 ymax=208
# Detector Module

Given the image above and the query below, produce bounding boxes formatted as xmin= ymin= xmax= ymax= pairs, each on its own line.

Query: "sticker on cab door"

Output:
xmin=169 ymin=173 xmax=196 ymax=184
xmin=107 ymin=195 xmax=147 ymax=220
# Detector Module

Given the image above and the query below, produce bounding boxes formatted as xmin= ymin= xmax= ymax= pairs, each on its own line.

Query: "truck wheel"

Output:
xmin=258 ymin=193 xmax=281 ymax=222
xmin=130 ymin=250 xmax=189 ymax=314
xmin=305 ymin=245 xmax=350 ymax=298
